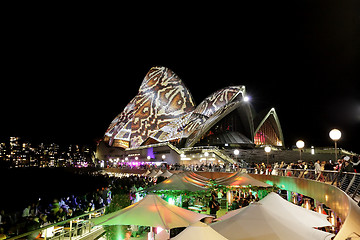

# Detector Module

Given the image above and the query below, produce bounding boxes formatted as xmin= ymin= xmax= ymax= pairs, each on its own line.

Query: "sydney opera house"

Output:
xmin=96 ymin=66 xmax=285 ymax=165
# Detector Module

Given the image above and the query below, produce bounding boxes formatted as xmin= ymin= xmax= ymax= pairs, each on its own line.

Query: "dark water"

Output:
xmin=0 ymin=167 xmax=109 ymax=213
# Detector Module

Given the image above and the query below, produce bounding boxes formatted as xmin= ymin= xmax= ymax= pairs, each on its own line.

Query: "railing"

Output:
xmin=8 ymin=207 xmax=106 ymax=240
xmin=244 ymin=168 xmax=360 ymax=203
xmin=181 ymin=146 xmax=236 ymax=164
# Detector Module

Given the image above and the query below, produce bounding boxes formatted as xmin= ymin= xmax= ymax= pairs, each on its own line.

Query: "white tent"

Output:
xmin=92 ymin=194 xmax=212 ymax=229
xmin=154 ymin=169 xmax=163 ymax=177
xmin=172 ymin=222 xmax=228 ymax=240
xmin=143 ymin=169 xmax=151 ymax=176
xmin=211 ymin=203 xmax=334 ymax=240
xmin=218 ymin=193 xmax=331 ymax=228
xmin=216 ymin=208 xmax=243 ymax=221
xmin=160 ymin=169 xmax=173 ymax=178
xmin=147 ymin=169 xmax=160 ymax=177
xmin=259 ymin=192 xmax=331 ymax=228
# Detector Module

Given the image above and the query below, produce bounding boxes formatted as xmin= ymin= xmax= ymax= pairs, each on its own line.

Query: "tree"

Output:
xmin=103 ymin=193 xmax=131 ymax=240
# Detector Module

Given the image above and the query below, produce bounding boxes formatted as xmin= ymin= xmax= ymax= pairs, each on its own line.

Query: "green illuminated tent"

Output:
xmin=92 ymin=194 xmax=211 ymax=229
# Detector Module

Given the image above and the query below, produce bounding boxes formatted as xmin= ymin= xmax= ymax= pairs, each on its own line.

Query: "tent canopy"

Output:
xmin=218 ymin=193 xmax=331 ymax=227
xmin=211 ymin=203 xmax=334 ymax=240
xmin=258 ymin=192 xmax=331 ymax=227
xmin=147 ymin=169 xmax=160 ymax=177
xmin=160 ymin=169 xmax=173 ymax=178
xmin=215 ymin=171 xmax=271 ymax=187
xmin=172 ymin=221 xmax=228 ymax=240
xmin=92 ymin=194 xmax=211 ymax=229
xmin=145 ymin=173 xmax=208 ymax=192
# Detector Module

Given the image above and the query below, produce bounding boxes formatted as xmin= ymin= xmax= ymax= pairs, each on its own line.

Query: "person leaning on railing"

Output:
xmin=340 ymin=157 xmax=355 ymax=173
xmin=351 ymin=155 xmax=360 ymax=173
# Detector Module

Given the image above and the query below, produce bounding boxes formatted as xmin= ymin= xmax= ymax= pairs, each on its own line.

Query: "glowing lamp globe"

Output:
xmin=329 ymin=129 xmax=341 ymax=141
xmin=234 ymin=149 xmax=240 ymax=155
xmin=296 ymin=140 xmax=305 ymax=149
xmin=264 ymin=146 xmax=271 ymax=153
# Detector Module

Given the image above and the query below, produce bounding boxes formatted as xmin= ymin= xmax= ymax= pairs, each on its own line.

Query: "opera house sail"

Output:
xmin=99 ymin=66 xmax=284 ymax=163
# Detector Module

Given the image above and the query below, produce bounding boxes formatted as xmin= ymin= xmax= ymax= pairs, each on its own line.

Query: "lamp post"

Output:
xmin=296 ymin=140 xmax=305 ymax=160
xmin=204 ymin=152 xmax=209 ymax=165
xmin=264 ymin=146 xmax=271 ymax=165
xmin=329 ymin=129 xmax=341 ymax=162
xmin=234 ymin=149 xmax=239 ymax=161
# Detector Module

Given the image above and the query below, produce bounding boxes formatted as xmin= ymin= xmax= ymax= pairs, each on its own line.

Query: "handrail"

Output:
xmin=8 ymin=207 xmax=106 ymax=240
xmin=249 ymin=173 xmax=360 ymax=240
xmin=245 ymin=167 xmax=360 ymax=202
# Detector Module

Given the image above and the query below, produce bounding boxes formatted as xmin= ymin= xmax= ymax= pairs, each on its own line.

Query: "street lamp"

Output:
xmin=296 ymin=140 xmax=305 ymax=160
xmin=264 ymin=146 xmax=271 ymax=165
xmin=329 ymin=129 xmax=341 ymax=161
xmin=234 ymin=149 xmax=239 ymax=163
xmin=234 ymin=149 xmax=239 ymax=156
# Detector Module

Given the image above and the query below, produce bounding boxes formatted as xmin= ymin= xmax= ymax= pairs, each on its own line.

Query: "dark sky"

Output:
xmin=1 ymin=1 xmax=359 ymax=153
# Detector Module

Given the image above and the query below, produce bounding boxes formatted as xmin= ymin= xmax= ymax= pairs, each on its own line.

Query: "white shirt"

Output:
xmin=314 ymin=162 xmax=321 ymax=174
xmin=22 ymin=207 xmax=30 ymax=217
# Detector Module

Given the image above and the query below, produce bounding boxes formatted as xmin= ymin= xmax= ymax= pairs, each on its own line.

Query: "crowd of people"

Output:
xmin=0 ymin=170 xmax=159 ymax=238
xmin=0 ymin=188 xmax=112 ymax=237
xmin=249 ymin=155 xmax=360 ymax=178
xmin=1 ymin=154 xmax=359 ymax=238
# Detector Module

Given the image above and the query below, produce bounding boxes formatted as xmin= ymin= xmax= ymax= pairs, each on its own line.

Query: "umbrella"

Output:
xmin=211 ymin=203 xmax=334 ymax=240
xmin=92 ymin=194 xmax=211 ymax=229
xmin=172 ymin=221 xmax=228 ymax=240
xmin=145 ymin=173 xmax=208 ymax=192
xmin=259 ymin=192 xmax=331 ymax=228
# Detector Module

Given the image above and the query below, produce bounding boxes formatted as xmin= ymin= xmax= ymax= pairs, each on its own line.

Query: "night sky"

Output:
xmin=1 ymin=1 xmax=359 ymax=153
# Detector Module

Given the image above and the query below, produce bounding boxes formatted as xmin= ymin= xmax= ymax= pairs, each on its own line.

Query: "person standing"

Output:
xmin=351 ymin=155 xmax=360 ymax=173
xmin=22 ymin=205 xmax=31 ymax=219
xmin=209 ymin=194 xmax=220 ymax=218
xmin=314 ymin=160 xmax=322 ymax=180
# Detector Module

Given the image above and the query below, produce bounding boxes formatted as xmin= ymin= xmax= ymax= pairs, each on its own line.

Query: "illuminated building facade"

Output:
xmin=97 ymin=66 xmax=285 ymax=164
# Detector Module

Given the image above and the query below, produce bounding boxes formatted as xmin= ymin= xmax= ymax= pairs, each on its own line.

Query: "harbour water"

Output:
xmin=0 ymin=167 xmax=109 ymax=213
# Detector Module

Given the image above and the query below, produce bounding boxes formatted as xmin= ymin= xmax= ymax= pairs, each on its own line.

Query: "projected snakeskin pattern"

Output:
xmin=104 ymin=66 xmax=246 ymax=148
xmin=130 ymin=66 xmax=196 ymax=147
xmin=105 ymin=66 xmax=195 ymax=148
xmin=193 ymin=86 xmax=244 ymax=117
xmin=149 ymin=87 xmax=245 ymax=142
xmin=185 ymin=101 xmax=242 ymax=147
xmin=150 ymin=112 xmax=194 ymax=142
xmin=105 ymin=97 xmax=136 ymax=146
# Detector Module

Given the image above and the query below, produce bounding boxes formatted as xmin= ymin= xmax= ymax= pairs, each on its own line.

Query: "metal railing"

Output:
xmin=8 ymin=207 xmax=106 ymax=240
xmin=244 ymin=168 xmax=360 ymax=203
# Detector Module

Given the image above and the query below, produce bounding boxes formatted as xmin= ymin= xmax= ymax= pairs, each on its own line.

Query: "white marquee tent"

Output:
xmin=211 ymin=202 xmax=334 ymax=240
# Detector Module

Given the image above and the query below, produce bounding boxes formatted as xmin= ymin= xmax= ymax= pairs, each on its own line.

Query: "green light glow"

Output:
xmin=168 ymin=197 xmax=175 ymax=205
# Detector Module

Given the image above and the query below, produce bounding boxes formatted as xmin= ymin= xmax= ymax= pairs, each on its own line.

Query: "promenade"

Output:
xmin=6 ymin=167 xmax=360 ymax=240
